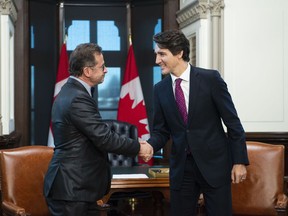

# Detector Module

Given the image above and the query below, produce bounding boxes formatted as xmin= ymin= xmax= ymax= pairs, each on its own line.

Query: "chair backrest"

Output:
xmin=232 ymin=141 xmax=285 ymax=215
xmin=0 ymin=145 xmax=53 ymax=216
xmin=103 ymin=119 xmax=138 ymax=167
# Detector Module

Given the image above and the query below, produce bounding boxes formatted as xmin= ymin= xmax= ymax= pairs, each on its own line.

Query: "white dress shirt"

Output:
xmin=170 ymin=63 xmax=190 ymax=111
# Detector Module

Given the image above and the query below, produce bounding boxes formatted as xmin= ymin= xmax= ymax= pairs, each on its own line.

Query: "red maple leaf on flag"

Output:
xmin=119 ymin=94 xmax=149 ymax=137
xmin=117 ymin=45 xmax=152 ymax=165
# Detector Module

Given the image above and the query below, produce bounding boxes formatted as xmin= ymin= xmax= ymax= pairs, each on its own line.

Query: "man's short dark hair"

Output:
xmin=153 ymin=29 xmax=190 ymax=62
xmin=69 ymin=43 xmax=103 ymax=77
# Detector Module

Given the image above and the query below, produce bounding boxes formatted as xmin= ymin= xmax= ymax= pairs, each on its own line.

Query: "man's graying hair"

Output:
xmin=69 ymin=43 xmax=103 ymax=77
xmin=153 ymin=30 xmax=190 ymax=62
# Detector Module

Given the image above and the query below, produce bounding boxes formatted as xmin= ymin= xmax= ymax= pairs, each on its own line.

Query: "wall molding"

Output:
xmin=0 ymin=130 xmax=21 ymax=149
xmin=0 ymin=1 xmax=16 ymax=135
xmin=0 ymin=0 xmax=17 ymax=24
xmin=246 ymin=132 xmax=288 ymax=145
xmin=177 ymin=0 xmax=225 ymax=72
xmin=0 ymin=115 xmax=2 ymax=135
xmin=176 ymin=0 xmax=224 ymax=28
xmin=209 ymin=0 xmax=224 ymax=17
xmin=176 ymin=0 xmax=209 ymax=29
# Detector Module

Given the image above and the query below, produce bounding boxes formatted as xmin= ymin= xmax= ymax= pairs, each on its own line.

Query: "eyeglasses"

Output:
xmin=87 ymin=64 xmax=106 ymax=72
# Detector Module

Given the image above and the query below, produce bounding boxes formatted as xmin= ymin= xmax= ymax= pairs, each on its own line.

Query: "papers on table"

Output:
xmin=113 ymin=174 xmax=149 ymax=179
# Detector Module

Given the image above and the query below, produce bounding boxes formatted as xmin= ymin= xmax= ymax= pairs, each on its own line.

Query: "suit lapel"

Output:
xmin=162 ymin=76 xmax=185 ymax=125
xmin=187 ymin=66 xmax=200 ymax=126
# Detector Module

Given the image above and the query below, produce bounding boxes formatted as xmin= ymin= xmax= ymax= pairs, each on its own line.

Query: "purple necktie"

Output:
xmin=175 ymin=78 xmax=188 ymax=124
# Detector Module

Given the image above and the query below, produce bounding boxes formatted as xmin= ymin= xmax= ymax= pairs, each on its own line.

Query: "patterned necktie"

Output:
xmin=175 ymin=78 xmax=188 ymax=124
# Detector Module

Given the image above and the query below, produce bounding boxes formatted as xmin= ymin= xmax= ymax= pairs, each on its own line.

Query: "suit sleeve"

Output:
xmin=211 ymin=71 xmax=249 ymax=165
xmin=147 ymin=85 xmax=170 ymax=152
xmin=69 ymin=94 xmax=140 ymax=157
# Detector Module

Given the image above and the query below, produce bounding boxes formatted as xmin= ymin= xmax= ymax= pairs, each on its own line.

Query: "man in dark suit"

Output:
xmin=145 ymin=30 xmax=249 ymax=215
xmin=44 ymin=43 xmax=153 ymax=216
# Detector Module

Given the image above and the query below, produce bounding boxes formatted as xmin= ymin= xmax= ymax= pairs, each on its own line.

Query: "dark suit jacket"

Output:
xmin=148 ymin=65 xmax=249 ymax=189
xmin=44 ymin=78 xmax=140 ymax=202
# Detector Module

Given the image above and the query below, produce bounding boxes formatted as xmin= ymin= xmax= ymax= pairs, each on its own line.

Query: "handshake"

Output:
xmin=138 ymin=141 xmax=154 ymax=162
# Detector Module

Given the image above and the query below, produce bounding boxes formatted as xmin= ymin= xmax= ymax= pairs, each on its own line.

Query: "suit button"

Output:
xmin=186 ymin=130 xmax=189 ymax=133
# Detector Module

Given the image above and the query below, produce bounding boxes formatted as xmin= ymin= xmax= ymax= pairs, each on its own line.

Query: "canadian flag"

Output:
xmin=117 ymin=45 xmax=153 ymax=165
xmin=47 ymin=43 xmax=70 ymax=147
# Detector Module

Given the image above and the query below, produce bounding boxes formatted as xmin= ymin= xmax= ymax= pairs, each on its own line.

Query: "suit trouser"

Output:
xmin=170 ymin=155 xmax=232 ymax=216
xmin=46 ymin=197 xmax=101 ymax=216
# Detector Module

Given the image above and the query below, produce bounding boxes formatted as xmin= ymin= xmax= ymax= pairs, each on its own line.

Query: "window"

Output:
xmin=29 ymin=1 xmax=163 ymax=146
xmin=153 ymin=18 xmax=162 ymax=86
xmin=65 ymin=4 xmax=127 ymax=119
xmin=67 ymin=20 xmax=90 ymax=50
xmin=97 ymin=21 xmax=120 ymax=51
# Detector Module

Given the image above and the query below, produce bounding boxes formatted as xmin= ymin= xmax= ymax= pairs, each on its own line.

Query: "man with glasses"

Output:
xmin=44 ymin=43 xmax=153 ymax=216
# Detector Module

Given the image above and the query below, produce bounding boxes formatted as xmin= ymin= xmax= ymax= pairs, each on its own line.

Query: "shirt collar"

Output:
xmin=70 ymin=76 xmax=93 ymax=96
xmin=171 ymin=63 xmax=191 ymax=85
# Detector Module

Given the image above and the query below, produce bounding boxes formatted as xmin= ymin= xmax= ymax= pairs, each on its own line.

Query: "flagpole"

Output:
xmin=118 ymin=8 xmax=153 ymax=164
xmin=126 ymin=2 xmax=132 ymax=47
xmin=59 ymin=1 xmax=65 ymax=48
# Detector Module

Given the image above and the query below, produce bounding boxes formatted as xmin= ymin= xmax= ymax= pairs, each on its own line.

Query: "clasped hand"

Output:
xmin=138 ymin=140 xmax=153 ymax=162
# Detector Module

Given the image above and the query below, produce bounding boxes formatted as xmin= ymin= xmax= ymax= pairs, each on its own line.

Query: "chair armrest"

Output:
xmin=2 ymin=201 xmax=29 ymax=216
xmin=284 ymin=176 xmax=288 ymax=195
xmin=275 ymin=177 xmax=288 ymax=215
xmin=275 ymin=193 xmax=288 ymax=214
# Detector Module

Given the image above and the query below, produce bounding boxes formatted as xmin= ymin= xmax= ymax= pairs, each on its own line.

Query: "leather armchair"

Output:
xmin=98 ymin=120 xmax=151 ymax=209
xmin=231 ymin=141 xmax=288 ymax=215
xmin=103 ymin=119 xmax=138 ymax=167
xmin=0 ymin=146 xmax=53 ymax=216
xmin=197 ymin=141 xmax=288 ymax=216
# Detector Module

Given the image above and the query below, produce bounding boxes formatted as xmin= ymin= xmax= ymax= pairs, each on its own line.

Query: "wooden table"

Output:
xmin=101 ymin=166 xmax=170 ymax=208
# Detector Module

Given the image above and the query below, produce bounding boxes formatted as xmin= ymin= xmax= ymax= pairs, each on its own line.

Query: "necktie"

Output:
xmin=175 ymin=78 xmax=188 ymax=124
xmin=91 ymin=87 xmax=95 ymax=98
